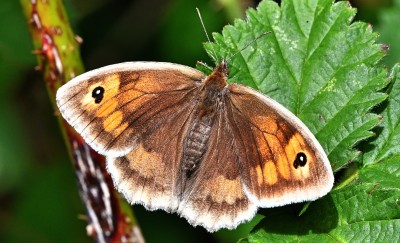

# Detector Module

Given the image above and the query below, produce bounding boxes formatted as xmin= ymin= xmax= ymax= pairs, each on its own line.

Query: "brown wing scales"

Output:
xmin=177 ymin=111 xmax=257 ymax=232
xmin=57 ymin=67 xmax=203 ymax=156
xmin=107 ymin=99 xmax=198 ymax=212
xmin=226 ymin=83 xmax=334 ymax=207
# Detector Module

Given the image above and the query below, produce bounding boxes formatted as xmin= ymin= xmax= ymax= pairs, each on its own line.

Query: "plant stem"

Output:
xmin=20 ymin=0 xmax=144 ymax=242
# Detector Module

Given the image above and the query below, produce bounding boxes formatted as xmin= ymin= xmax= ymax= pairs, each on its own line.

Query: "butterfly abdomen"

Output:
xmin=181 ymin=62 xmax=228 ymax=177
xmin=181 ymin=66 xmax=227 ymax=174
xmin=182 ymin=115 xmax=213 ymax=173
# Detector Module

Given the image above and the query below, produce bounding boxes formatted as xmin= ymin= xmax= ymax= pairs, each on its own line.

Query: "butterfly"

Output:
xmin=56 ymin=59 xmax=334 ymax=232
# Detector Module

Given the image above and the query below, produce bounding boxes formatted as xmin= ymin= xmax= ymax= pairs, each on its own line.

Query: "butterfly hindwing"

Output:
xmin=107 ymin=99 xmax=198 ymax=212
xmin=177 ymin=110 xmax=257 ymax=232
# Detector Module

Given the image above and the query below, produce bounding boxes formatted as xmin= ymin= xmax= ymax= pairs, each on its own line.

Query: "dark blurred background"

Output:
xmin=0 ymin=0 xmax=397 ymax=242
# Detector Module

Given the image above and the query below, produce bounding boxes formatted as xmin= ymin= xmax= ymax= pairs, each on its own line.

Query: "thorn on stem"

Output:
xmin=75 ymin=35 xmax=84 ymax=45
xmin=32 ymin=49 xmax=44 ymax=55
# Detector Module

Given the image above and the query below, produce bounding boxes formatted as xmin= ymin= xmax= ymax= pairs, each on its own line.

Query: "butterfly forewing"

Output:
xmin=226 ymin=84 xmax=334 ymax=207
xmin=56 ymin=62 xmax=204 ymax=157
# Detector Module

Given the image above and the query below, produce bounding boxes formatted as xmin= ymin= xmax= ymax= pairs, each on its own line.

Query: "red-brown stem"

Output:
xmin=20 ymin=0 xmax=144 ymax=242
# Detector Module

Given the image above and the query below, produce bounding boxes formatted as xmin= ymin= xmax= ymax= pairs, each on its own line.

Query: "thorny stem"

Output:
xmin=20 ymin=0 xmax=144 ymax=242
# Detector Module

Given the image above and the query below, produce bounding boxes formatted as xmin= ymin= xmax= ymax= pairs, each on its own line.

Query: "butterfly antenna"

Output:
xmin=196 ymin=7 xmax=219 ymax=64
xmin=226 ymin=31 xmax=271 ymax=62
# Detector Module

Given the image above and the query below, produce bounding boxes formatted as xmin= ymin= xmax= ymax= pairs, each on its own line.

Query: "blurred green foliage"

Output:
xmin=0 ymin=0 xmax=398 ymax=242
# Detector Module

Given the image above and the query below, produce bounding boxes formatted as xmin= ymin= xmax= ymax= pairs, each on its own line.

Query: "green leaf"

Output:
xmin=242 ymin=183 xmax=400 ymax=243
xmin=207 ymin=0 xmax=388 ymax=172
xmin=202 ymin=0 xmax=398 ymax=241
xmin=377 ymin=0 xmax=400 ymax=67
xmin=360 ymin=64 xmax=400 ymax=187
xmin=360 ymin=156 xmax=400 ymax=189
xmin=362 ymin=64 xmax=400 ymax=166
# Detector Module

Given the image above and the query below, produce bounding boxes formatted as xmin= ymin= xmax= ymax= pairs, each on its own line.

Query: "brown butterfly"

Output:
xmin=56 ymin=59 xmax=334 ymax=232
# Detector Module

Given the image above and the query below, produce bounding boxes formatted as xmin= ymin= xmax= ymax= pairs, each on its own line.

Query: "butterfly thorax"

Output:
xmin=198 ymin=61 xmax=229 ymax=116
xmin=181 ymin=62 xmax=228 ymax=175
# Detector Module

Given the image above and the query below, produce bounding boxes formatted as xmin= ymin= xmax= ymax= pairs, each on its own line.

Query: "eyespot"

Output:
xmin=92 ymin=86 xmax=105 ymax=104
xmin=293 ymin=152 xmax=307 ymax=169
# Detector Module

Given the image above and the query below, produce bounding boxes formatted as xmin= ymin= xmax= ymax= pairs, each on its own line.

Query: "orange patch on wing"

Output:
xmin=120 ymin=89 xmax=145 ymax=102
xmin=289 ymin=133 xmax=311 ymax=179
xmin=82 ymin=74 xmax=121 ymax=110
xmin=262 ymin=161 xmax=278 ymax=185
xmin=253 ymin=166 xmax=264 ymax=186
xmin=127 ymin=143 xmax=163 ymax=181
xmin=112 ymin=122 xmax=129 ymax=137
xmin=124 ymin=94 xmax=155 ymax=113
xmin=252 ymin=115 xmax=278 ymax=134
xmin=103 ymin=111 xmax=123 ymax=132
xmin=96 ymin=98 xmax=118 ymax=117
xmin=207 ymin=175 xmax=244 ymax=204
xmin=264 ymin=134 xmax=290 ymax=179
xmin=96 ymin=74 xmax=121 ymax=98
xmin=284 ymin=133 xmax=302 ymax=167
xmin=294 ymin=132 xmax=306 ymax=147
